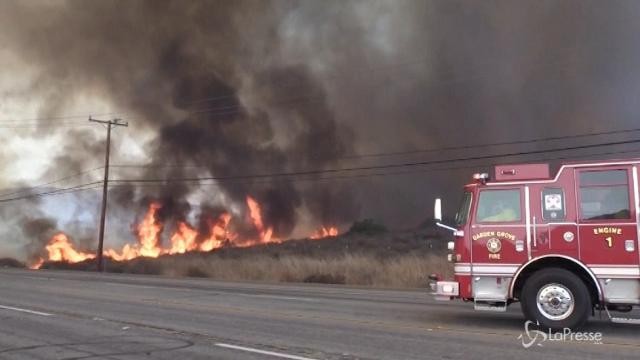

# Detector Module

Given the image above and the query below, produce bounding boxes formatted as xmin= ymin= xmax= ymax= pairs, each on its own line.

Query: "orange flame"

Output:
xmin=310 ymin=226 xmax=339 ymax=239
xmin=31 ymin=197 xmax=303 ymax=269
xmin=29 ymin=258 xmax=44 ymax=270
xmin=105 ymin=244 xmax=137 ymax=262
xmin=246 ymin=196 xmax=276 ymax=244
xmin=200 ymin=212 xmax=235 ymax=251
xmin=169 ymin=221 xmax=198 ymax=254
xmin=137 ymin=202 xmax=163 ymax=257
xmin=45 ymin=233 xmax=95 ymax=263
xmin=102 ymin=202 xmax=164 ymax=261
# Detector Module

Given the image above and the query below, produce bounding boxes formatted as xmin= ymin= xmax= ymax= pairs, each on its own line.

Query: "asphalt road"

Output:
xmin=0 ymin=269 xmax=637 ymax=360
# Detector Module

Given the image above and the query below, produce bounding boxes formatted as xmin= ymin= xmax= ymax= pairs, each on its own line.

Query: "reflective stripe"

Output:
xmin=461 ymin=265 xmax=639 ymax=276
xmin=590 ymin=267 xmax=640 ymax=277
xmin=454 ymin=264 xmax=518 ymax=275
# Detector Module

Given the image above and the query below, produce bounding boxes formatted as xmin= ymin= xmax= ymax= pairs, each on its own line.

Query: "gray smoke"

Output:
xmin=2 ymin=0 xmax=640 ymax=260
xmin=1 ymin=201 xmax=57 ymax=263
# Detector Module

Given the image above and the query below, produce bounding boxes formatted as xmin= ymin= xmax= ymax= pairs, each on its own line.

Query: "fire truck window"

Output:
xmin=542 ymin=188 xmax=565 ymax=220
xmin=476 ymin=189 xmax=521 ymax=223
xmin=579 ymin=170 xmax=631 ymax=220
xmin=580 ymin=170 xmax=627 ymax=186
xmin=455 ymin=192 xmax=472 ymax=226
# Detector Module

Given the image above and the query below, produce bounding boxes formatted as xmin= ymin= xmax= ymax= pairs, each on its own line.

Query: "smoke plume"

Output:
xmin=1 ymin=0 xmax=640 ymax=259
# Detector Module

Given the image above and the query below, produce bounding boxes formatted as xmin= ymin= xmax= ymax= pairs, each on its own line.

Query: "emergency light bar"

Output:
xmin=472 ymin=173 xmax=490 ymax=183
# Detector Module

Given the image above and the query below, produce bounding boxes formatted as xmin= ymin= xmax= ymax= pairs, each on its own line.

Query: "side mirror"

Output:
xmin=434 ymin=198 xmax=462 ymax=235
xmin=434 ymin=198 xmax=443 ymax=221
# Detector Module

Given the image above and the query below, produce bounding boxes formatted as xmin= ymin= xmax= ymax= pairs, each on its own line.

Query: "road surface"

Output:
xmin=0 ymin=268 xmax=637 ymax=359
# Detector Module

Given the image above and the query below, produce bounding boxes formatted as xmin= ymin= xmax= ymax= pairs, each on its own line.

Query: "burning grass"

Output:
xmin=43 ymin=252 xmax=451 ymax=288
xmin=30 ymin=197 xmax=341 ymax=269
xmin=40 ymin=228 xmax=452 ymax=288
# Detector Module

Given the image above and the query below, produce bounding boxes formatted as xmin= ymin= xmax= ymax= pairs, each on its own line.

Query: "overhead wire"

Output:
xmin=3 ymin=145 xmax=640 ymax=205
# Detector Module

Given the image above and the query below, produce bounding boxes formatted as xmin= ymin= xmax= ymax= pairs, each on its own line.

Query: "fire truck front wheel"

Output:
xmin=521 ymin=268 xmax=591 ymax=330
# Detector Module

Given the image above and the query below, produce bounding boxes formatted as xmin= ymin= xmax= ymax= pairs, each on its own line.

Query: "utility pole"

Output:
xmin=89 ymin=116 xmax=128 ymax=272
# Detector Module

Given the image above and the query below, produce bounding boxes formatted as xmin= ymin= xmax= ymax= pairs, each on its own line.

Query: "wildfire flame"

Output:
xmin=31 ymin=197 xmax=338 ymax=269
xmin=310 ymin=226 xmax=339 ymax=239
xmin=104 ymin=202 xmax=164 ymax=261
xmin=246 ymin=196 xmax=275 ymax=244
xmin=169 ymin=221 xmax=198 ymax=255
xmin=200 ymin=212 xmax=234 ymax=251
xmin=44 ymin=233 xmax=95 ymax=263
xmin=137 ymin=202 xmax=164 ymax=257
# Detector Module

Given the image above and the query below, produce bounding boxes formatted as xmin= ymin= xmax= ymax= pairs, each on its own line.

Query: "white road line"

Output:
xmin=230 ymin=292 xmax=318 ymax=302
xmin=0 ymin=304 xmax=53 ymax=317
xmin=215 ymin=343 xmax=318 ymax=360
xmin=251 ymin=294 xmax=318 ymax=302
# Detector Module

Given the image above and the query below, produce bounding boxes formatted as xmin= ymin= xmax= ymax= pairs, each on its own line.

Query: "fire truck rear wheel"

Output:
xmin=521 ymin=268 xmax=591 ymax=330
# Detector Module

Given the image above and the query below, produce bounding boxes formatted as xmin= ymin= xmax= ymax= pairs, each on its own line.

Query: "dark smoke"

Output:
xmin=20 ymin=216 xmax=57 ymax=262
xmin=2 ymin=1 xmax=640 ymax=259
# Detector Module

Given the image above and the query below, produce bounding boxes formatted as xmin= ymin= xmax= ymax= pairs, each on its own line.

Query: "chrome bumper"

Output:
xmin=429 ymin=280 xmax=459 ymax=301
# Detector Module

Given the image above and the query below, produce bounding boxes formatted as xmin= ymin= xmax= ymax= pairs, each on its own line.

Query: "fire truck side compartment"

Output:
xmin=601 ymin=279 xmax=640 ymax=304
xmin=472 ymin=276 xmax=510 ymax=301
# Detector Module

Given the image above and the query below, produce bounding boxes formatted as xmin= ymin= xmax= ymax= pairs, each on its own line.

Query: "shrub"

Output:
xmin=347 ymin=219 xmax=387 ymax=236
xmin=0 ymin=258 xmax=25 ymax=268
xmin=185 ymin=266 xmax=209 ymax=278
xmin=303 ymin=273 xmax=346 ymax=284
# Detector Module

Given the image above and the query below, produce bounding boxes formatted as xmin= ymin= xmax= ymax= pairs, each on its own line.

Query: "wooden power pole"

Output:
xmin=89 ymin=116 xmax=128 ymax=272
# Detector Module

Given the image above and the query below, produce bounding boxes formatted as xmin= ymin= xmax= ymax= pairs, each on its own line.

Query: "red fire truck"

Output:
xmin=431 ymin=159 xmax=640 ymax=329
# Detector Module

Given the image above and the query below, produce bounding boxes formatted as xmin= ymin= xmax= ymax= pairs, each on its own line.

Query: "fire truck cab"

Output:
xmin=431 ymin=159 xmax=640 ymax=329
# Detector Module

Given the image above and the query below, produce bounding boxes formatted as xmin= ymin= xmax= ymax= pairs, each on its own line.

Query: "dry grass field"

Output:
xmin=35 ymin=220 xmax=453 ymax=288
xmin=157 ymin=253 xmax=452 ymax=288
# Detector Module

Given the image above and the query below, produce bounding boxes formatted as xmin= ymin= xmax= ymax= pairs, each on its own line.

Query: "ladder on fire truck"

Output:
xmin=473 ymin=298 xmax=507 ymax=312
xmin=474 ymin=300 xmax=508 ymax=312
xmin=604 ymin=307 xmax=640 ymax=325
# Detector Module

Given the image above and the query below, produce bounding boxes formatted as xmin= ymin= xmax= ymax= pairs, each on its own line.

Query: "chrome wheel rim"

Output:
xmin=536 ymin=283 xmax=575 ymax=321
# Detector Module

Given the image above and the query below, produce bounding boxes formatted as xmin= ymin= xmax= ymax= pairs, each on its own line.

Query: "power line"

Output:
xmin=110 ymin=164 xmax=209 ymax=169
xmin=0 ymin=123 xmax=96 ymax=129
xmin=0 ymin=166 xmax=104 ymax=199
xmin=38 ymin=184 xmax=103 ymax=197
xmin=4 ymin=146 xmax=640 ymax=205
xmin=113 ymin=146 xmax=640 ymax=188
xmin=107 ymin=125 xmax=640 ymax=168
xmin=0 ymin=112 xmax=124 ymax=124
xmin=0 ymin=181 xmax=103 ymax=203
xmin=339 ymin=127 xmax=640 ymax=159
xmin=0 ymin=120 xmax=86 ymax=126
xmin=8 ymin=126 xmax=640 ymax=201
xmin=107 ymin=138 xmax=640 ymax=185
xmin=6 ymin=124 xmax=637 ymax=197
